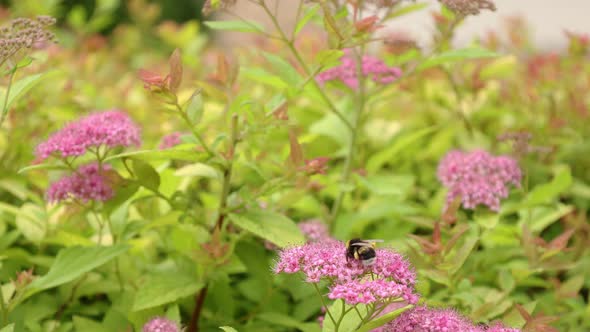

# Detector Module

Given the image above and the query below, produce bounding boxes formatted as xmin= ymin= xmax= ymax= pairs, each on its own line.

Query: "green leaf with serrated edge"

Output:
xmin=203 ymin=20 xmax=264 ymax=33
xmin=356 ymin=305 xmax=414 ymax=332
xmin=131 ymin=159 xmax=160 ymax=191
xmin=295 ymin=4 xmax=319 ymax=36
xmin=228 ymin=211 xmax=304 ymax=248
xmin=417 ymin=47 xmax=498 ymax=71
xmin=185 ymin=89 xmax=203 ymax=125
xmin=132 ymin=273 xmax=204 ymax=311
xmin=24 ymin=245 xmax=129 ymax=300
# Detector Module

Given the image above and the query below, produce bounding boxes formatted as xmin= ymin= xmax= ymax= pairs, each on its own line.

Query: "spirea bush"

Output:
xmin=0 ymin=0 xmax=588 ymax=331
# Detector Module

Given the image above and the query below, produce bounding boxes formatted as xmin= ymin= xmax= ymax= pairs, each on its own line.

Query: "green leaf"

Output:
xmin=356 ymin=305 xmax=414 ymax=332
xmin=258 ymin=312 xmax=312 ymax=331
xmin=219 ymin=327 xmax=238 ymax=332
xmin=294 ymin=5 xmax=319 ymax=36
xmin=523 ymin=166 xmax=572 ymax=206
xmin=73 ymin=316 xmax=110 ymax=332
xmin=204 ymin=20 xmax=264 ymax=33
xmin=15 ymin=203 xmax=47 ymax=243
xmin=25 ymin=245 xmax=129 ymax=299
xmin=449 ymin=233 xmax=479 ymax=274
xmin=261 ymin=51 xmax=302 ymax=86
xmin=0 ymin=324 xmax=14 ymax=332
xmin=174 ymin=163 xmax=219 ymax=179
xmin=185 ymin=89 xmax=203 ymax=125
xmin=386 ymin=2 xmax=429 ymax=20
xmin=104 ymin=147 xmax=205 ymax=162
xmin=474 ymin=210 xmax=499 ymax=230
xmin=357 ymin=174 xmax=414 ymax=197
xmin=367 ymin=126 xmax=437 ymax=172
xmin=17 ymin=163 xmax=68 ymax=174
xmin=241 ymin=67 xmax=289 ymax=89
xmin=132 ymin=273 xmax=204 ymax=311
xmin=523 ymin=204 xmax=574 ymax=233
xmin=417 ymin=47 xmax=499 ymax=71
xmin=1 ymin=71 xmax=59 ymax=113
xmin=131 ymin=159 xmax=160 ymax=191
xmin=228 ymin=211 xmax=305 ymax=248
xmin=315 ymin=49 xmax=344 ymax=68
xmin=322 ymin=300 xmax=367 ymax=332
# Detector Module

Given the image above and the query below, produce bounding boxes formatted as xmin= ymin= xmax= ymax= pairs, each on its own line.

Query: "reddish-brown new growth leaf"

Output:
xmin=168 ymin=48 xmax=183 ymax=93
xmin=516 ymin=304 xmax=559 ymax=332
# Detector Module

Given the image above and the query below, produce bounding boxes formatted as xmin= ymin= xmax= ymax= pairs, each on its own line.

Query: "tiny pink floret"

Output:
xmin=159 ymin=132 xmax=183 ymax=149
xmin=316 ymin=49 xmax=402 ymax=89
xmin=274 ymin=240 xmax=418 ymax=305
xmin=437 ymin=149 xmax=522 ymax=211
xmin=47 ymin=163 xmax=114 ymax=203
xmin=142 ymin=317 xmax=180 ymax=332
xmin=36 ymin=110 xmax=141 ymax=161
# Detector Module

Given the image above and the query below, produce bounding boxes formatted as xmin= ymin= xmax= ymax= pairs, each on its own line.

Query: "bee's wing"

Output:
xmin=350 ymin=243 xmax=371 ymax=247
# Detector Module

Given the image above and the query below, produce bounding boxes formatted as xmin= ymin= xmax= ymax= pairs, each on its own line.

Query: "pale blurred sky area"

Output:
xmin=386 ymin=0 xmax=590 ymax=50
xmin=227 ymin=0 xmax=590 ymax=51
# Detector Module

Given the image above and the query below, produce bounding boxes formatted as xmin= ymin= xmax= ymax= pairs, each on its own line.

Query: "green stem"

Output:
xmin=258 ymin=1 xmax=353 ymax=132
xmin=188 ymin=115 xmax=239 ymax=332
xmin=328 ymin=47 xmax=366 ymax=226
xmin=0 ymin=66 xmax=17 ymax=128
xmin=174 ymin=102 xmax=214 ymax=157
xmin=312 ymin=283 xmax=336 ymax=327
xmin=443 ymin=67 xmax=474 ymax=136
xmin=215 ymin=114 xmax=238 ymax=231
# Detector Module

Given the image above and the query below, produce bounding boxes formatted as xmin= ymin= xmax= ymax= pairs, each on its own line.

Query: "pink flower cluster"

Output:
xmin=298 ymin=219 xmax=331 ymax=242
xmin=159 ymin=132 xmax=183 ymax=149
xmin=381 ymin=305 xmax=520 ymax=332
xmin=316 ymin=49 xmax=402 ymax=89
xmin=47 ymin=163 xmax=114 ymax=203
xmin=142 ymin=317 xmax=180 ymax=332
xmin=35 ymin=110 xmax=141 ymax=161
xmin=437 ymin=149 xmax=522 ymax=211
xmin=274 ymin=241 xmax=418 ymax=305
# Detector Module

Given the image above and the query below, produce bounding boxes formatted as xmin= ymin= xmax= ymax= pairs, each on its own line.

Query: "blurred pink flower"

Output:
xmin=381 ymin=305 xmax=521 ymax=332
xmin=47 ymin=163 xmax=114 ymax=203
xmin=159 ymin=132 xmax=183 ymax=149
xmin=316 ymin=49 xmax=402 ymax=89
xmin=383 ymin=305 xmax=481 ymax=332
xmin=298 ymin=219 xmax=330 ymax=242
xmin=274 ymin=240 xmax=418 ymax=305
xmin=142 ymin=317 xmax=180 ymax=332
xmin=36 ymin=110 xmax=141 ymax=161
xmin=437 ymin=149 xmax=522 ymax=211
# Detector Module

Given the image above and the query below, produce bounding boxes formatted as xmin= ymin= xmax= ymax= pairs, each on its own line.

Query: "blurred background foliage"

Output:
xmin=0 ymin=0 xmax=205 ymax=34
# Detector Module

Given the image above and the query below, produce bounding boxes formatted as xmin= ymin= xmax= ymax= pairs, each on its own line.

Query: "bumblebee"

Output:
xmin=345 ymin=238 xmax=383 ymax=266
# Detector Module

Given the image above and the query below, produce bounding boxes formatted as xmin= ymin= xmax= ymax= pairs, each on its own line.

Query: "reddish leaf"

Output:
xmin=168 ymin=48 xmax=183 ymax=92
